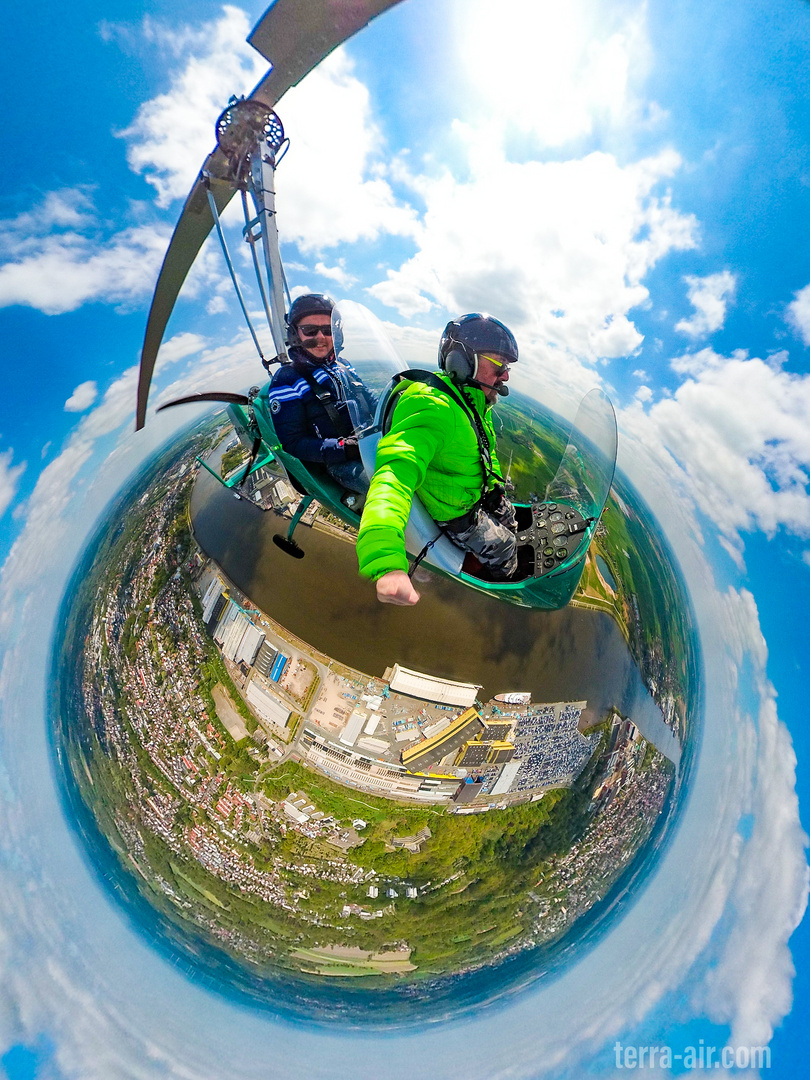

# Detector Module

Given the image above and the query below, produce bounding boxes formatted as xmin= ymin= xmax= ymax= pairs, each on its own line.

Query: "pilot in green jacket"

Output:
xmin=356 ymin=314 xmax=519 ymax=605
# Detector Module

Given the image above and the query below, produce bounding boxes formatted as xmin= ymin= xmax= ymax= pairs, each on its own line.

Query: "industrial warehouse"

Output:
xmin=195 ymin=561 xmax=598 ymax=808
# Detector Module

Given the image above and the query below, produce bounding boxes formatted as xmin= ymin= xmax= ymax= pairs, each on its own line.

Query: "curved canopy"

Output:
xmin=545 ymin=388 xmax=618 ymax=526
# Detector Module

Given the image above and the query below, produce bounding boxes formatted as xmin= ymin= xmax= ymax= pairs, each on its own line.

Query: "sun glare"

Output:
xmin=456 ymin=0 xmax=642 ymax=146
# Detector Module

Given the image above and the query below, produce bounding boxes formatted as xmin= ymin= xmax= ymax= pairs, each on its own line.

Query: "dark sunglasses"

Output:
xmin=298 ymin=324 xmax=333 ymax=339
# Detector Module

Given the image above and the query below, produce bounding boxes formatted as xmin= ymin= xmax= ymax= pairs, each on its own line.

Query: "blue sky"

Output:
xmin=1 ymin=1 xmax=809 ymax=1077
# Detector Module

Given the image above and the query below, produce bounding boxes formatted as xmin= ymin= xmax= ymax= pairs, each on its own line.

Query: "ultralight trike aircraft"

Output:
xmin=135 ymin=0 xmax=618 ymax=611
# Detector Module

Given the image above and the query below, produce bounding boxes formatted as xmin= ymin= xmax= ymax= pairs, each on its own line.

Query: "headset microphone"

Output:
xmin=439 ymin=315 xmax=518 ymax=398
xmin=470 ymin=378 xmax=509 ymax=397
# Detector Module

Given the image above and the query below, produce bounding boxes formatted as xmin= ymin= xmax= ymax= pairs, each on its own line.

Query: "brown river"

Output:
xmin=190 ymin=466 xmax=679 ymax=763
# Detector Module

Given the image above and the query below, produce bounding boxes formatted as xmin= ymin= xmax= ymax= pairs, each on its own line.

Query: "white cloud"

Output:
xmin=156 ymin=331 xmax=208 ymax=365
xmin=109 ymin=1 xmax=689 ymax=387
xmin=369 ymin=148 xmax=696 ymax=371
xmin=117 ymin=10 xmax=416 ymax=264
xmin=457 ymin=0 xmax=653 ymax=146
xmin=206 ymin=294 xmax=228 ymax=315
xmin=381 ymin=319 xmax=444 ymax=370
xmin=786 ymin=281 xmax=810 ymax=346
xmin=0 ymin=448 xmax=25 ymax=519
xmin=152 ymin=337 xmax=260 ymax=413
xmin=675 ymin=270 xmax=737 ymax=338
xmin=314 ymin=260 xmax=356 ymax=289
xmin=649 ymin=349 xmax=810 ymax=546
xmin=0 ymin=193 xmax=170 ymax=314
xmin=78 ymin=369 xmax=140 ymax=440
xmin=695 ymin=598 xmax=808 ymax=1050
xmin=367 ymin=274 xmax=434 ymax=318
xmin=619 ymin=343 xmax=810 ymax=568
xmin=593 ymin=403 xmax=808 ymax=1065
xmin=64 ymin=381 xmax=98 ymax=412
xmin=616 ymin=355 xmax=810 ymax=1077
xmin=0 ymin=180 xmax=229 ymax=317
xmin=362 ymin=0 xmax=687 ymax=372
xmin=0 ymin=325 xmax=262 ymax=625
xmin=118 ymin=7 xmax=266 ymax=207
xmin=273 ymin=51 xmax=417 ymax=251
xmin=1 ymin=188 xmax=97 ymax=236
xmin=0 ymin=369 xmax=138 ymax=616
xmin=0 ymin=440 xmax=95 ymax=629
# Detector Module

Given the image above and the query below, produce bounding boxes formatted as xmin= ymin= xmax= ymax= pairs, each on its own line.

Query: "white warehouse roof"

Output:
xmin=234 ymin=622 xmax=265 ymax=667
xmin=387 ymin=664 xmax=480 ymax=707
xmin=245 ymin=679 xmax=291 ymax=729
xmin=201 ymin=577 xmax=225 ymax=622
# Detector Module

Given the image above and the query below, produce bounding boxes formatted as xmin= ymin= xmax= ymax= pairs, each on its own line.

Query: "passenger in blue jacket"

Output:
xmin=267 ymin=294 xmax=377 ymax=494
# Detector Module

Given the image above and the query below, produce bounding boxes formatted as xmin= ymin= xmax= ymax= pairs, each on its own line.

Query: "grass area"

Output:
xmin=170 ymin=860 xmax=229 ymax=909
xmin=495 ymin=395 xmax=565 ymax=500
xmin=221 ymin=444 xmax=249 ymax=478
xmin=256 ymin=750 xmax=611 ymax=972
xmin=303 ymin=965 xmax=385 ymax=978
xmin=572 ymin=547 xmax=627 ymax=632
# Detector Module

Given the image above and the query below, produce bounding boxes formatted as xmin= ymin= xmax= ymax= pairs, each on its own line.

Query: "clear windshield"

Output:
xmin=545 ymin=388 xmax=618 ymax=521
xmin=330 ymin=300 xmax=408 ymax=437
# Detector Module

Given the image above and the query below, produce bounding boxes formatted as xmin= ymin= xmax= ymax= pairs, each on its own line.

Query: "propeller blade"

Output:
xmin=135 ymin=0 xmax=404 ymax=431
xmin=156 ymin=391 xmax=251 ymax=412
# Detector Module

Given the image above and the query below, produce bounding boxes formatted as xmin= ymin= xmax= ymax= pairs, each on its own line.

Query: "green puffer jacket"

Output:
xmin=356 ymin=374 xmax=503 ymax=580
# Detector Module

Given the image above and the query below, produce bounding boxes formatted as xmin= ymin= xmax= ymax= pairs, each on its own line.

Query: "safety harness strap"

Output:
xmin=296 ymin=367 xmax=353 ymax=438
xmin=386 ymin=370 xmax=505 ymax=487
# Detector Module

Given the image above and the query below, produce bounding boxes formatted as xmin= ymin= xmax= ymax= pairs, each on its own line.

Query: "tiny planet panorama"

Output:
xmin=52 ymin=402 xmax=700 ymax=1025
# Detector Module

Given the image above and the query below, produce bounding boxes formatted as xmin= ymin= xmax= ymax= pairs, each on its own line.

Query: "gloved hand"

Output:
xmin=341 ymin=437 xmax=361 ymax=461
xmin=482 ymin=483 xmax=506 ymax=513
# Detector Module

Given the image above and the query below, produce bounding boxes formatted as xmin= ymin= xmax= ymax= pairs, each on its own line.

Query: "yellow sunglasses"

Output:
xmin=477 ymin=353 xmax=512 ymax=370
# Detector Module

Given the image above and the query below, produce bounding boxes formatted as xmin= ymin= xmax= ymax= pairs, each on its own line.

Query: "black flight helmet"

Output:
xmin=439 ymin=313 xmax=519 ymax=384
xmin=286 ymin=293 xmax=335 ymax=345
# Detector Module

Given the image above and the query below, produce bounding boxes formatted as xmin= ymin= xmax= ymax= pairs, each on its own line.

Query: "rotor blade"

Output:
xmin=248 ymin=0 xmax=406 ymax=106
xmin=137 ymin=176 xmax=233 ymax=430
xmin=136 ymin=0 xmax=405 ymax=431
xmin=156 ymin=391 xmax=251 ymax=412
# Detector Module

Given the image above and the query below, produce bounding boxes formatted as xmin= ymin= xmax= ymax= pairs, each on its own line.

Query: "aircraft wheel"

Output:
xmin=273 ymin=534 xmax=305 ymax=559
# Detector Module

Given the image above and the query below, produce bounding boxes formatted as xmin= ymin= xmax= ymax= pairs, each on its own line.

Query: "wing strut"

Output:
xmin=205 ymin=179 xmax=269 ymax=367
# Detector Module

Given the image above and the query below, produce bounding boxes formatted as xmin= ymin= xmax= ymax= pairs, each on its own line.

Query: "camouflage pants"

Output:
xmin=440 ymin=496 xmax=518 ymax=579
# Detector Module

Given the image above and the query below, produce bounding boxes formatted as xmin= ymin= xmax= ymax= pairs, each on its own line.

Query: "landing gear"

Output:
xmin=272 ymin=534 xmax=305 ymax=558
xmin=273 ymin=494 xmax=314 ymax=559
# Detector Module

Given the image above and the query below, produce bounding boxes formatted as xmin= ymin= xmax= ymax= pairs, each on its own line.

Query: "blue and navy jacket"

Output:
xmin=266 ymin=347 xmax=378 ymax=466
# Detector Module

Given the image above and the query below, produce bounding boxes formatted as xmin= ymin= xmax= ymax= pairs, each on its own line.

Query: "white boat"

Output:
xmin=494 ymin=692 xmax=531 ymax=705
